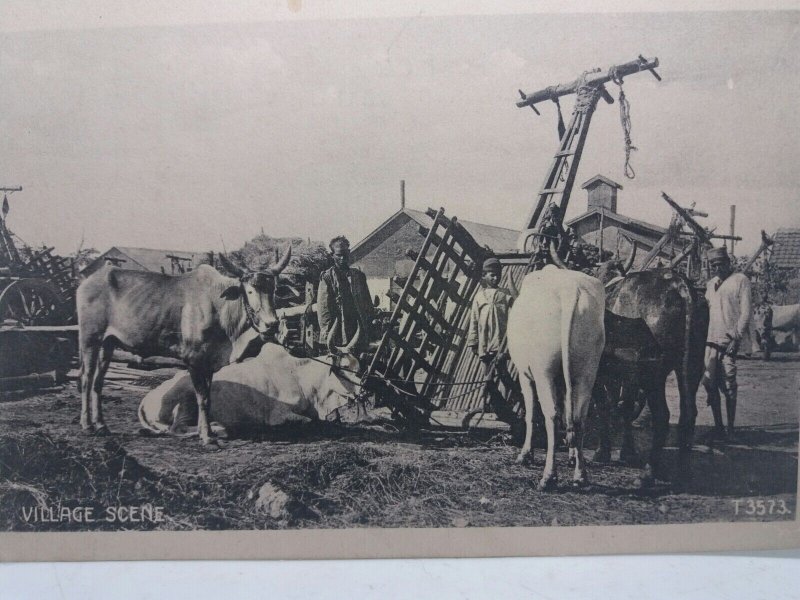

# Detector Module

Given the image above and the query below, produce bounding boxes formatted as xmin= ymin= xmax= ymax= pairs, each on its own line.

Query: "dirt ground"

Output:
xmin=1 ymin=354 xmax=797 ymax=531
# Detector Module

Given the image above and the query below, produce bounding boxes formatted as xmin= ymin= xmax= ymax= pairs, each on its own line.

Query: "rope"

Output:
xmin=574 ymin=68 xmax=601 ymax=113
xmin=386 ymin=378 xmax=488 ymax=402
xmin=553 ymin=96 xmax=566 ymax=140
xmin=616 ymin=85 xmax=638 ymax=179
xmin=302 ymin=353 xmax=490 ymax=388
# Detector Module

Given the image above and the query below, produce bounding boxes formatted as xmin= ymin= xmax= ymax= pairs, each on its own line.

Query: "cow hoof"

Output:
xmin=515 ymin=451 xmax=532 ymax=465
xmin=571 ymin=475 xmax=589 ymax=488
xmin=537 ymin=477 xmax=558 ymax=492
xmin=200 ymin=436 xmax=220 ymax=448
xmin=93 ymin=425 xmax=111 ymax=437
xmin=594 ymin=448 xmax=611 ymax=464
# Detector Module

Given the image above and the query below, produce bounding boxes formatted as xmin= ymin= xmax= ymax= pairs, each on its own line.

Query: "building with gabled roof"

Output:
xmin=81 ymin=246 xmax=209 ymax=278
xmin=567 ymin=174 xmax=686 ymax=268
xmin=770 ymin=228 xmax=800 ymax=269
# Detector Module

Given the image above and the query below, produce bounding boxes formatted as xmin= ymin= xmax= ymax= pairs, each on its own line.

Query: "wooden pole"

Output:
xmin=401 ymin=180 xmax=406 ymax=209
xmin=598 ymin=207 xmax=605 ymax=258
xmin=729 ymin=205 xmax=736 ymax=257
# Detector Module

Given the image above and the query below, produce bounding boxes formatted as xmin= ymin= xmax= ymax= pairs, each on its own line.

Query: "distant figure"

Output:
xmin=702 ymin=246 xmax=752 ymax=443
xmin=317 ymin=236 xmax=374 ymax=351
xmin=754 ymin=293 xmax=774 ymax=359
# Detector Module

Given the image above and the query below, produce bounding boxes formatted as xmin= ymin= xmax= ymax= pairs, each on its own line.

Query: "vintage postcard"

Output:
xmin=1 ymin=2 xmax=798 ymax=561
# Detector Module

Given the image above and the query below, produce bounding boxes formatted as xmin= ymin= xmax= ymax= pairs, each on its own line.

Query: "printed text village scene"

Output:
xmin=1 ymin=13 xmax=799 ymax=530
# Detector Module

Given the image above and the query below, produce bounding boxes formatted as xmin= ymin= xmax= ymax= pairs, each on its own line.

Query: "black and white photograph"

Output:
xmin=0 ymin=2 xmax=798 ymax=560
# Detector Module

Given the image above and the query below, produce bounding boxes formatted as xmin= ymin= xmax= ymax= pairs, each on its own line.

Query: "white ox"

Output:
xmin=138 ymin=337 xmax=361 ymax=436
xmin=507 ymin=265 xmax=606 ymax=491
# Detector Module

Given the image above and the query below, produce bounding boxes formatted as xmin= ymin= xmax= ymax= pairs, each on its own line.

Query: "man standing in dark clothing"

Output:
xmin=317 ymin=236 xmax=374 ymax=351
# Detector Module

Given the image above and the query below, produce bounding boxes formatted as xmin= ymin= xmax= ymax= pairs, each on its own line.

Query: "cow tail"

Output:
xmin=561 ymin=287 xmax=580 ymax=449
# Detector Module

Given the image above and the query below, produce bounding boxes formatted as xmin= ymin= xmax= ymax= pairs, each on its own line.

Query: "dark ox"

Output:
xmin=549 ymin=241 xmax=708 ymax=485
xmin=593 ymin=268 xmax=708 ymax=486
xmin=76 ymin=248 xmax=291 ymax=445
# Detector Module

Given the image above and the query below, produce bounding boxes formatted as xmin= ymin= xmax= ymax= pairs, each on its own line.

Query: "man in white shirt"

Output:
xmin=702 ymin=246 xmax=752 ymax=443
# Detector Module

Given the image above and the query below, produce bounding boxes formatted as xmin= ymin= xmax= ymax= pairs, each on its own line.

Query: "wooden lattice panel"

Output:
xmin=361 ymin=208 xmax=488 ymax=411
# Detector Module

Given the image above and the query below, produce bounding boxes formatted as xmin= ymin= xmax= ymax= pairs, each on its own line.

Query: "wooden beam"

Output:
xmin=517 ymin=56 xmax=659 ymax=109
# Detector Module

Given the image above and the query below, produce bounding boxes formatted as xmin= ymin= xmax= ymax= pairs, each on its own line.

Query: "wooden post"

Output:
xmin=729 ymin=205 xmax=736 ymax=257
xmin=598 ymin=207 xmax=605 ymax=258
xmin=401 ymin=180 xmax=406 ymax=209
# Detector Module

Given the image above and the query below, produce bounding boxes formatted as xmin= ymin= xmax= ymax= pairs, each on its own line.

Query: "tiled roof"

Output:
xmin=771 ymin=228 xmax=800 ymax=269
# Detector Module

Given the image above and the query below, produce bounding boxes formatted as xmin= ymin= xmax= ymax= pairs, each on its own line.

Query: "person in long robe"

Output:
xmin=317 ymin=236 xmax=374 ymax=351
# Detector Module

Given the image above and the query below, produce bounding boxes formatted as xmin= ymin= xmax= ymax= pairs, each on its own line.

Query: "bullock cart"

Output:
xmin=0 ymin=189 xmax=77 ymax=326
xmin=0 ymin=189 xmax=79 ymax=388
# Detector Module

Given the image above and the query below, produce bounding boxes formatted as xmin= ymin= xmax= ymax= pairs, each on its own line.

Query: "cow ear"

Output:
xmin=221 ymin=285 xmax=241 ymax=301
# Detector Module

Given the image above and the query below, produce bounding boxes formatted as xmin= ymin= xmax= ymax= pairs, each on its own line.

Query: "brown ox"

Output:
xmin=76 ymin=248 xmax=291 ymax=445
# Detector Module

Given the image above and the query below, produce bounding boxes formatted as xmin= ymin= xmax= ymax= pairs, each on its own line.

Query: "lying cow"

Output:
xmin=138 ymin=327 xmax=362 ymax=436
xmin=507 ymin=264 xmax=606 ymax=490
xmin=77 ymin=249 xmax=290 ymax=445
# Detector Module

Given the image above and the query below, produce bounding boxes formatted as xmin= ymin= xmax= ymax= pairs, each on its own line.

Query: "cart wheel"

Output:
xmin=0 ymin=278 xmax=66 ymax=326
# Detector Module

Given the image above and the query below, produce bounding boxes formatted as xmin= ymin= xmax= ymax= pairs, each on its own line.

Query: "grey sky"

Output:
xmin=1 ymin=7 xmax=798 ymax=256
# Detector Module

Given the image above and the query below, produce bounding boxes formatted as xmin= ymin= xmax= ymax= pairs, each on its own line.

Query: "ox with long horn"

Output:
xmin=326 ymin=318 xmax=362 ymax=356
xmin=265 ymin=244 xmax=293 ymax=275
xmin=549 ymin=240 xmax=569 ymax=270
xmin=217 ymin=253 xmax=247 ymax=278
xmin=618 ymin=235 xmax=638 ymax=274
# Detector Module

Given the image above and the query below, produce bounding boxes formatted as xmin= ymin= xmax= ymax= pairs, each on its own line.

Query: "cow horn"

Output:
xmin=326 ymin=318 xmax=340 ymax=355
xmin=341 ymin=322 xmax=362 ymax=354
xmin=218 ymin=253 xmax=246 ymax=278
xmin=269 ymin=244 xmax=292 ymax=275
xmin=621 ymin=240 xmax=638 ymax=274
xmin=549 ymin=241 xmax=568 ymax=270
xmin=507 ymin=271 xmax=520 ymax=299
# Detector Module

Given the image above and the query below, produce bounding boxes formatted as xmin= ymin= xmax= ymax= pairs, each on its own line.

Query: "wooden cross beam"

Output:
xmin=516 ymin=56 xmax=660 ymax=111
xmin=661 ymin=192 xmax=711 ymax=246
xmin=743 ymin=230 xmax=775 ymax=273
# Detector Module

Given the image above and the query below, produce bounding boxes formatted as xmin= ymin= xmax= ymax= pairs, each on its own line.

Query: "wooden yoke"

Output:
xmin=516 ymin=56 xmax=660 ymax=250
